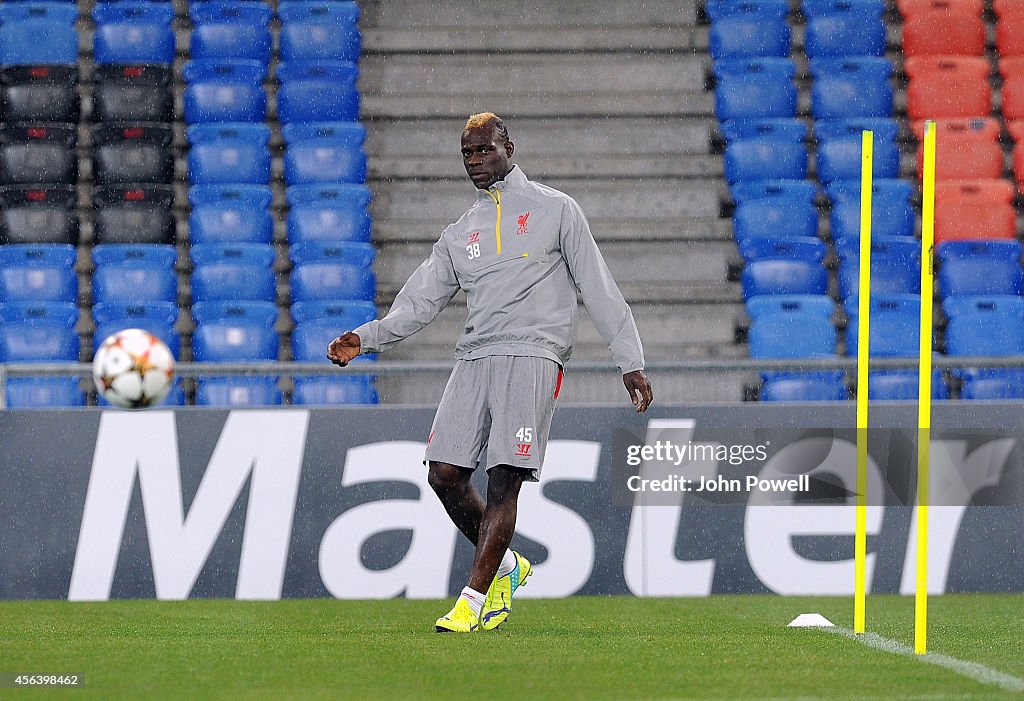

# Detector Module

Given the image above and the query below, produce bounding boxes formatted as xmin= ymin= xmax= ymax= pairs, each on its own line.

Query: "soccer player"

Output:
xmin=327 ymin=113 xmax=652 ymax=632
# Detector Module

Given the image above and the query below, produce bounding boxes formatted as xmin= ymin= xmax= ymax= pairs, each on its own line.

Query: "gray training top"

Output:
xmin=353 ymin=166 xmax=645 ymax=374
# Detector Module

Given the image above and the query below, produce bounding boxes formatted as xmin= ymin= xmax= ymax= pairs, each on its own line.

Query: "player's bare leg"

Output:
xmin=430 ymin=462 xmax=529 ymax=632
xmin=466 ymin=465 xmax=526 ymax=593
xmin=427 ymin=461 xmax=484 ymax=544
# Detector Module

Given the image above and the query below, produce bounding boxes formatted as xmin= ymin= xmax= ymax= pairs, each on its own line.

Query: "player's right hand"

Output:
xmin=327 ymin=332 xmax=362 ymax=367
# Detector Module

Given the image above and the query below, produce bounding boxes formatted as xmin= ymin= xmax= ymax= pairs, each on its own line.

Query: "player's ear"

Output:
xmin=505 ymin=140 xmax=514 ymax=158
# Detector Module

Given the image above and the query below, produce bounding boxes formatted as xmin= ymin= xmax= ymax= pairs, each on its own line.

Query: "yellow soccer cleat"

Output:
xmin=434 ymin=597 xmax=480 ymax=633
xmin=481 ymin=551 xmax=532 ymax=631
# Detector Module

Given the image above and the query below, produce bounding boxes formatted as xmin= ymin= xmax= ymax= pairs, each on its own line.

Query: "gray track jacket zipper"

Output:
xmin=353 ymin=166 xmax=645 ymax=373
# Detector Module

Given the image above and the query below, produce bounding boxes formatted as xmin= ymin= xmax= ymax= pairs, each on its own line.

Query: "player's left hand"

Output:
xmin=623 ymin=370 xmax=653 ymax=413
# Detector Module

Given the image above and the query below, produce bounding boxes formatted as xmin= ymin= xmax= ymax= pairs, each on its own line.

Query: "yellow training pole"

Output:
xmin=854 ymin=130 xmax=873 ymax=635
xmin=915 ymin=120 xmax=937 ymax=655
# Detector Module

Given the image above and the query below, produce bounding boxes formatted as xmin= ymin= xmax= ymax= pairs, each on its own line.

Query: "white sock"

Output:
xmin=460 ymin=586 xmax=486 ymax=618
xmin=497 ymin=549 xmax=516 ymax=578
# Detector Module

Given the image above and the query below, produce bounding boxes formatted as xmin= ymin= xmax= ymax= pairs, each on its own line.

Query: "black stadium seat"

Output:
xmin=0 ymin=184 xmax=78 ymax=245
xmin=92 ymin=123 xmax=173 ymax=185
xmin=93 ymin=185 xmax=175 ymax=245
xmin=0 ymin=65 xmax=79 ymax=123
xmin=93 ymin=64 xmax=172 ymax=123
xmin=0 ymin=123 xmax=77 ymax=185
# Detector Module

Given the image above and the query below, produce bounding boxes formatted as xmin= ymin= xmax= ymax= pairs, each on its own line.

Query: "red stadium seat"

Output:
xmin=904 ymin=56 xmax=991 ymax=80
xmin=1002 ymin=57 xmax=1024 ymax=80
xmin=1010 ymin=122 xmax=1024 ymax=189
xmin=1015 ymin=144 xmax=1024 ymax=192
xmin=910 ymin=117 xmax=1000 ymax=143
xmin=917 ymin=137 xmax=1004 ymax=180
xmin=934 ymin=179 xmax=1016 ymax=203
xmin=1000 ymin=58 xmax=1024 ymax=122
xmin=898 ymin=0 xmax=982 ymax=19
xmin=913 ymin=118 xmax=1004 ymax=182
xmin=994 ymin=0 xmax=1024 ymax=18
xmin=1010 ymin=121 xmax=1024 ymax=143
xmin=934 ymin=199 xmax=1017 ymax=244
xmin=902 ymin=12 xmax=986 ymax=57
xmin=905 ymin=57 xmax=992 ymax=120
xmin=996 ymin=14 xmax=1024 ymax=57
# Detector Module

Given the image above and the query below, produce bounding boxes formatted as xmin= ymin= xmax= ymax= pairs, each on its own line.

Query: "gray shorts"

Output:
xmin=424 ymin=355 xmax=564 ymax=481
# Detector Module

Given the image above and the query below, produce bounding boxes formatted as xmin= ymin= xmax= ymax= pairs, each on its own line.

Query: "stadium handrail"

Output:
xmin=5 ymin=358 xmax=1024 ymax=407
xmin=5 ymin=357 xmax=1024 ymax=379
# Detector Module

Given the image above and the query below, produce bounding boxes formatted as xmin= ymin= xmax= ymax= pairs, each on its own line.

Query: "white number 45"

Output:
xmin=516 ymin=426 xmax=533 ymax=442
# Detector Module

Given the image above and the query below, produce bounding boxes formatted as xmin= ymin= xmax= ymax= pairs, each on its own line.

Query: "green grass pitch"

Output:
xmin=1 ymin=594 xmax=1021 ymax=700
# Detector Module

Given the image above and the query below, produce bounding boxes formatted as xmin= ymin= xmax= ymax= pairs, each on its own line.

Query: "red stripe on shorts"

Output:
xmin=553 ymin=367 xmax=563 ymax=399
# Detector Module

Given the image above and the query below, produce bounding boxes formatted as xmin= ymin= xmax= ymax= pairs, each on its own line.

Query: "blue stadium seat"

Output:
xmin=721 ymin=119 xmax=808 ymax=184
xmin=282 ymin=122 xmax=367 ymax=185
xmin=189 ymin=2 xmax=273 ymax=62
xmin=943 ymin=295 xmax=1024 ymax=399
xmin=814 ymin=118 xmax=900 ymax=184
xmin=187 ymin=123 xmax=271 ymax=185
xmin=1 ymin=65 xmax=79 ymax=123
xmin=863 ymin=372 xmax=949 ymax=401
xmin=0 ymin=185 xmax=77 ymax=245
xmin=826 ymin=179 xmax=915 ymax=240
xmin=192 ymin=299 xmax=281 ymax=406
xmin=802 ymin=0 xmax=884 ymax=18
xmin=722 ymin=118 xmax=807 ymax=143
xmin=804 ymin=2 xmax=886 ymax=58
xmin=739 ymin=236 xmax=828 ymax=298
xmin=748 ymin=294 xmax=843 ymax=402
xmin=842 ymin=292 xmax=949 ymax=401
xmin=92 ymin=300 xmax=180 ymax=358
xmin=92 ymin=3 xmax=175 ymax=65
xmin=747 ymin=294 xmax=837 ymax=358
xmin=944 ymin=296 xmax=1024 ymax=356
xmin=289 ymin=241 xmax=376 ymax=302
xmin=290 ymin=300 xmax=378 ymax=404
xmin=1 ymin=122 xmax=77 ymax=185
xmin=183 ymin=60 xmax=267 ymax=124
xmin=0 ymin=244 xmax=77 ymax=303
xmin=189 ymin=243 xmax=276 ymax=302
xmin=278 ymin=1 xmax=361 ymax=62
xmin=0 ymin=300 xmax=78 ymax=361
xmin=93 ymin=124 xmax=173 ymax=186
xmin=0 ymin=3 xmax=78 ymax=66
xmin=276 ymin=62 xmax=360 ymax=124
xmin=760 ymin=372 xmax=848 ymax=401
xmin=835 ymin=236 xmax=920 ymax=299
xmin=286 ymin=184 xmax=371 ymax=243
xmin=708 ymin=0 xmax=790 ymax=59
xmin=189 ymin=184 xmax=273 ymax=244
xmin=845 ymin=293 xmax=923 ymax=357
xmin=92 ymin=244 xmax=177 ymax=304
xmin=196 ymin=377 xmax=282 ymax=406
xmin=810 ymin=58 xmax=893 ymax=119
xmin=937 ymin=241 xmax=1024 ymax=298
xmin=733 ymin=185 xmax=818 ymax=241
xmin=815 ymin=117 xmax=899 ymax=143
xmin=0 ymin=300 xmax=81 ymax=406
xmin=6 ymin=377 xmax=85 ymax=408
xmin=958 ymin=370 xmax=1024 ymax=400
xmin=731 ymin=178 xmax=817 ymax=204
xmin=713 ymin=58 xmax=797 ymax=120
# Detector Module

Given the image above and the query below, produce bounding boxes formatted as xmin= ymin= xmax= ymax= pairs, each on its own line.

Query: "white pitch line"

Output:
xmin=829 ymin=627 xmax=1024 ymax=694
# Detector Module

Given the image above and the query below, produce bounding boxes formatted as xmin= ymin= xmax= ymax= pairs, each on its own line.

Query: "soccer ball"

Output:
xmin=92 ymin=329 xmax=175 ymax=409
